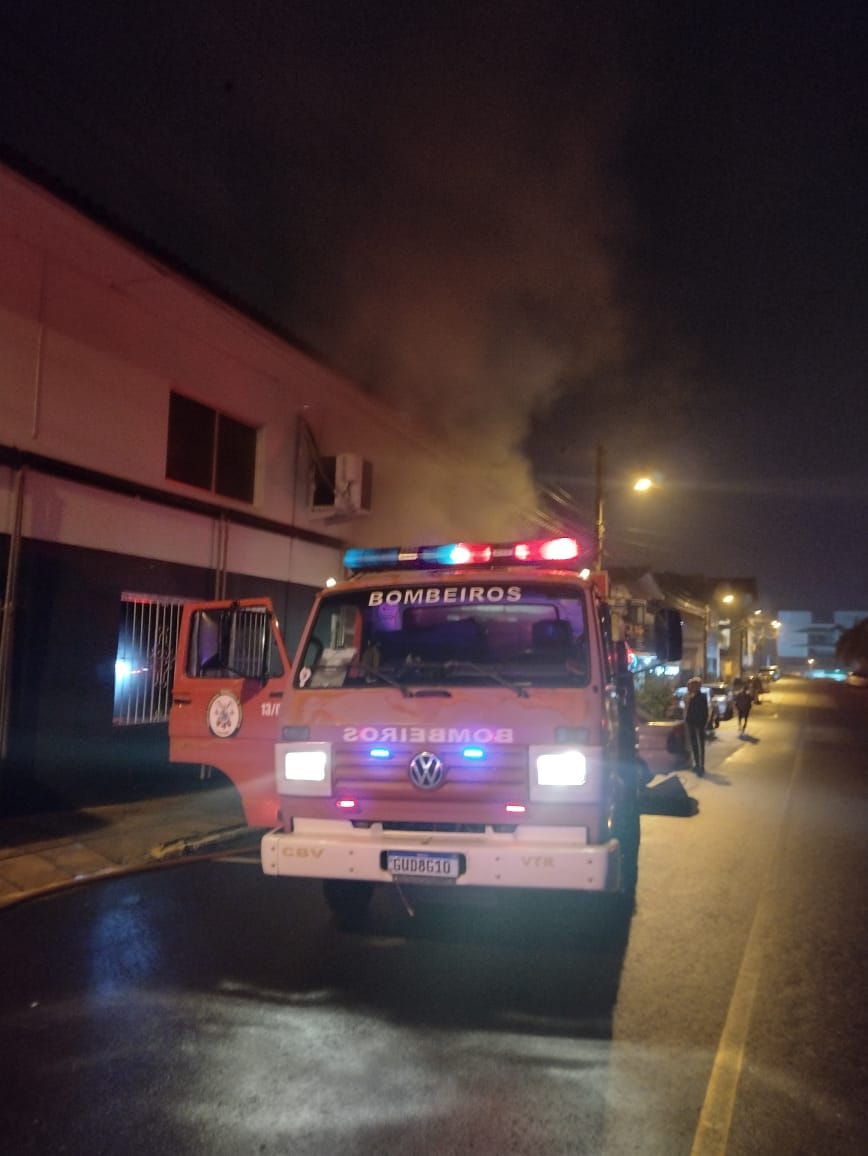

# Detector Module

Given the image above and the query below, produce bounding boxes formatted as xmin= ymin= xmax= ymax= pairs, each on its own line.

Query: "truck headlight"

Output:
xmin=530 ymin=746 xmax=588 ymax=801
xmin=275 ymin=742 xmax=332 ymax=795
xmin=536 ymin=749 xmax=587 ymax=786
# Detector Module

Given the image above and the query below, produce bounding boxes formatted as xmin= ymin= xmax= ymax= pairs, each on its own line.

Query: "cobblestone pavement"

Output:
xmin=0 ymin=782 xmax=256 ymax=907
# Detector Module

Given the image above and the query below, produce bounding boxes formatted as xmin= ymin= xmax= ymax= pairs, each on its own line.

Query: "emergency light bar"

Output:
xmin=343 ymin=536 xmax=580 ymax=572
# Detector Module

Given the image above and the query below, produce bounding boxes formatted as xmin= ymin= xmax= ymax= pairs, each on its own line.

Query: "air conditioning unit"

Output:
xmin=309 ymin=453 xmax=373 ymax=518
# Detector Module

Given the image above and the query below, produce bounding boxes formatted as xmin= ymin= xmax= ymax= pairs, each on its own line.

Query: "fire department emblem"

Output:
xmin=207 ymin=692 xmax=242 ymax=738
xmin=409 ymin=751 xmax=445 ymax=790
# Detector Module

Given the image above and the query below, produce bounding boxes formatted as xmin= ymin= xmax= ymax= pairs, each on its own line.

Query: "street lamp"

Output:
xmin=594 ymin=444 xmax=606 ymax=572
xmin=593 ymin=443 xmax=655 ymax=571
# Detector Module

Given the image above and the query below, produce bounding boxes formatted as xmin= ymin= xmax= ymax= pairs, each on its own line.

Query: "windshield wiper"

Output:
xmin=443 ymin=660 xmax=530 ymax=698
xmin=359 ymin=663 xmax=415 ymax=698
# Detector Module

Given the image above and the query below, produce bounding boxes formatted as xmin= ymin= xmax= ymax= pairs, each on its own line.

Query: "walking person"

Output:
xmin=734 ymin=682 xmax=752 ymax=734
xmin=684 ymin=676 xmax=710 ymax=776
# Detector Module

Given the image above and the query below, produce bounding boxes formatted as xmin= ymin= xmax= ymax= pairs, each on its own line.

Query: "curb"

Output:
xmin=148 ymin=825 xmax=266 ymax=861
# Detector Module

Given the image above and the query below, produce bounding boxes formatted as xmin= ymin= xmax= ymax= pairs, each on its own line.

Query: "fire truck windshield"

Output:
xmin=295 ymin=582 xmax=590 ymax=691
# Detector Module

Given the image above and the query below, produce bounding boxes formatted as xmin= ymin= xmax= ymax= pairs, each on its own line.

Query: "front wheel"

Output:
xmin=323 ymin=880 xmax=374 ymax=930
xmin=612 ymin=790 xmax=641 ymax=908
xmin=584 ymin=799 xmax=639 ymax=946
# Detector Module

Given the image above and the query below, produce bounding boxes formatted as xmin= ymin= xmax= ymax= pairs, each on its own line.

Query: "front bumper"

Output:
xmin=261 ymin=818 xmax=621 ymax=892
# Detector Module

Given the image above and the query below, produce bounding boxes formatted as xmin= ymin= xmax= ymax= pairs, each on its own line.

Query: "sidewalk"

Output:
xmin=0 ymin=721 xmax=741 ymax=908
xmin=0 ymin=777 xmax=257 ymax=908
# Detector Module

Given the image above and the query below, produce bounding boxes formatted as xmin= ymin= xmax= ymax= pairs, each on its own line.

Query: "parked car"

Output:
xmin=673 ymin=684 xmax=728 ymax=728
xmin=706 ymin=683 xmax=734 ymax=721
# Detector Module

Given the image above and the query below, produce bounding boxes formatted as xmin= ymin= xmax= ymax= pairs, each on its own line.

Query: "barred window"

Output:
xmin=186 ymin=606 xmax=284 ymax=680
xmin=166 ymin=391 xmax=257 ymax=503
xmin=113 ymin=594 xmax=189 ymax=725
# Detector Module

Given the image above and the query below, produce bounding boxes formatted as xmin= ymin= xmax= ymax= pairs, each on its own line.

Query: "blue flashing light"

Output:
xmin=343 ymin=536 xmax=581 ymax=574
xmin=343 ymin=546 xmax=403 ymax=570
xmin=419 ymin=543 xmax=493 ymax=566
xmin=369 ymin=747 xmax=392 ymax=759
xmin=420 ymin=543 xmax=463 ymax=565
xmin=462 ymin=747 xmax=485 ymax=759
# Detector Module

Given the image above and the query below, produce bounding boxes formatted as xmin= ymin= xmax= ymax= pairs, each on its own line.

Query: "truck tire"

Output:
xmin=614 ymin=793 xmax=640 ymax=905
xmin=580 ymin=795 xmax=638 ymax=948
xmin=323 ymin=880 xmax=374 ymax=930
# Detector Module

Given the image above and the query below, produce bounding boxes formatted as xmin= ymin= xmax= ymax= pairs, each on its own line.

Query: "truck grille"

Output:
xmin=380 ymin=821 xmax=487 ymax=834
xmin=332 ymin=744 xmax=528 ymax=802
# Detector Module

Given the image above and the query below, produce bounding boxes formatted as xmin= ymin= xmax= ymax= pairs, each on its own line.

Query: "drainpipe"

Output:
xmin=213 ymin=512 xmax=229 ymax=599
xmin=0 ymin=466 xmax=26 ymax=761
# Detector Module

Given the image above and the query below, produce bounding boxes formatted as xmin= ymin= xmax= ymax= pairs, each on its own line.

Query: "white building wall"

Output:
xmin=1 ymin=165 xmax=534 ymax=587
xmin=0 ymin=163 xmax=547 ymax=786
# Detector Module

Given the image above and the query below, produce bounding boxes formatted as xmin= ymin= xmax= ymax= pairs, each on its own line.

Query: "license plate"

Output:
xmin=386 ymin=851 xmax=460 ymax=879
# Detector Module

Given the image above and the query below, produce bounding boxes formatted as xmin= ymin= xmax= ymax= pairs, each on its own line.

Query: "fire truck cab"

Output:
xmin=169 ymin=536 xmax=681 ymax=924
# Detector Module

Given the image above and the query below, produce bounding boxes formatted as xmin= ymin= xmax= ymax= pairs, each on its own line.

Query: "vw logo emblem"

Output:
xmin=409 ymin=750 xmax=445 ymax=790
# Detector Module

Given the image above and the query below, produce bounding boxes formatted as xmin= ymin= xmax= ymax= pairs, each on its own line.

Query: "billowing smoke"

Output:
xmin=1 ymin=0 xmax=669 ymax=541
xmin=283 ymin=3 xmax=638 ymax=537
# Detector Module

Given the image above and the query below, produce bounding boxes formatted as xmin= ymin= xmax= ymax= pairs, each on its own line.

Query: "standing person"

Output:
xmin=734 ymin=682 xmax=753 ymax=734
xmin=684 ymin=676 xmax=710 ymax=776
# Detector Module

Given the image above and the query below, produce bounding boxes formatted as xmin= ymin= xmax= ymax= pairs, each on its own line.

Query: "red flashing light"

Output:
xmin=336 ymin=798 xmax=357 ymax=810
xmin=505 ymin=803 xmax=527 ymax=814
xmin=540 ymin=537 xmax=580 ymax=561
xmin=513 ymin=537 xmax=580 ymax=563
xmin=344 ymin=535 xmax=580 ymax=573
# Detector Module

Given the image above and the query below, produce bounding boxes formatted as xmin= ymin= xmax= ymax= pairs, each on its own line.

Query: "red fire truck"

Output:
xmin=169 ymin=536 xmax=681 ymax=924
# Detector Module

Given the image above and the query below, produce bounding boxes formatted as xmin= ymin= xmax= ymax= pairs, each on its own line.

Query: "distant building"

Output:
xmin=776 ymin=610 xmax=868 ymax=674
xmin=608 ymin=568 xmax=761 ymax=682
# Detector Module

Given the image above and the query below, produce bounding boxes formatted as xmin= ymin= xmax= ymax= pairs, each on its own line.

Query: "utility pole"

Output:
xmin=594 ymin=443 xmax=605 ymax=572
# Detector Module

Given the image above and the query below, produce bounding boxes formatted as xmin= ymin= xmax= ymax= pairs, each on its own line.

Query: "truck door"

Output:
xmin=169 ymin=599 xmax=291 ymax=826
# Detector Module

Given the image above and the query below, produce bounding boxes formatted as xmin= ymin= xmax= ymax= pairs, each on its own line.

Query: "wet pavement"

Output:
xmin=0 ymin=719 xmax=722 ymax=907
xmin=0 ymin=767 xmax=700 ymax=908
xmin=0 ymin=776 xmax=259 ymax=908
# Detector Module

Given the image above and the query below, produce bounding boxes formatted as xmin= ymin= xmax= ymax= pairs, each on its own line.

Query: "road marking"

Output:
xmin=689 ymin=724 xmax=805 ymax=1155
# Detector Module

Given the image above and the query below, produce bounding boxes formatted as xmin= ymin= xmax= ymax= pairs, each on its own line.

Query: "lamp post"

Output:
xmin=593 ymin=443 xmax=655 ymax=572
xmin=594 ymin=444 xmax=606 ymax=572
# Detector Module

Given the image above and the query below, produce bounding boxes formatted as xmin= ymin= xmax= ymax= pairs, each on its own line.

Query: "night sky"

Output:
xmin=1 ymin=1 xmax=866 ymax=610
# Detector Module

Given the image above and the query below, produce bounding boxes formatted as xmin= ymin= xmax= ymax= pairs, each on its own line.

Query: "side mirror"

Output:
xmin=654 ymin=608 xmax=683 ymax=663
xmin=614 ymin=638 xmax=631 ymax=676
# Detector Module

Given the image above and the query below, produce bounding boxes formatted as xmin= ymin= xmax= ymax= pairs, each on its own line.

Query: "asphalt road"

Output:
xmin=0 ymin=679 xmax=865 ymax=1155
